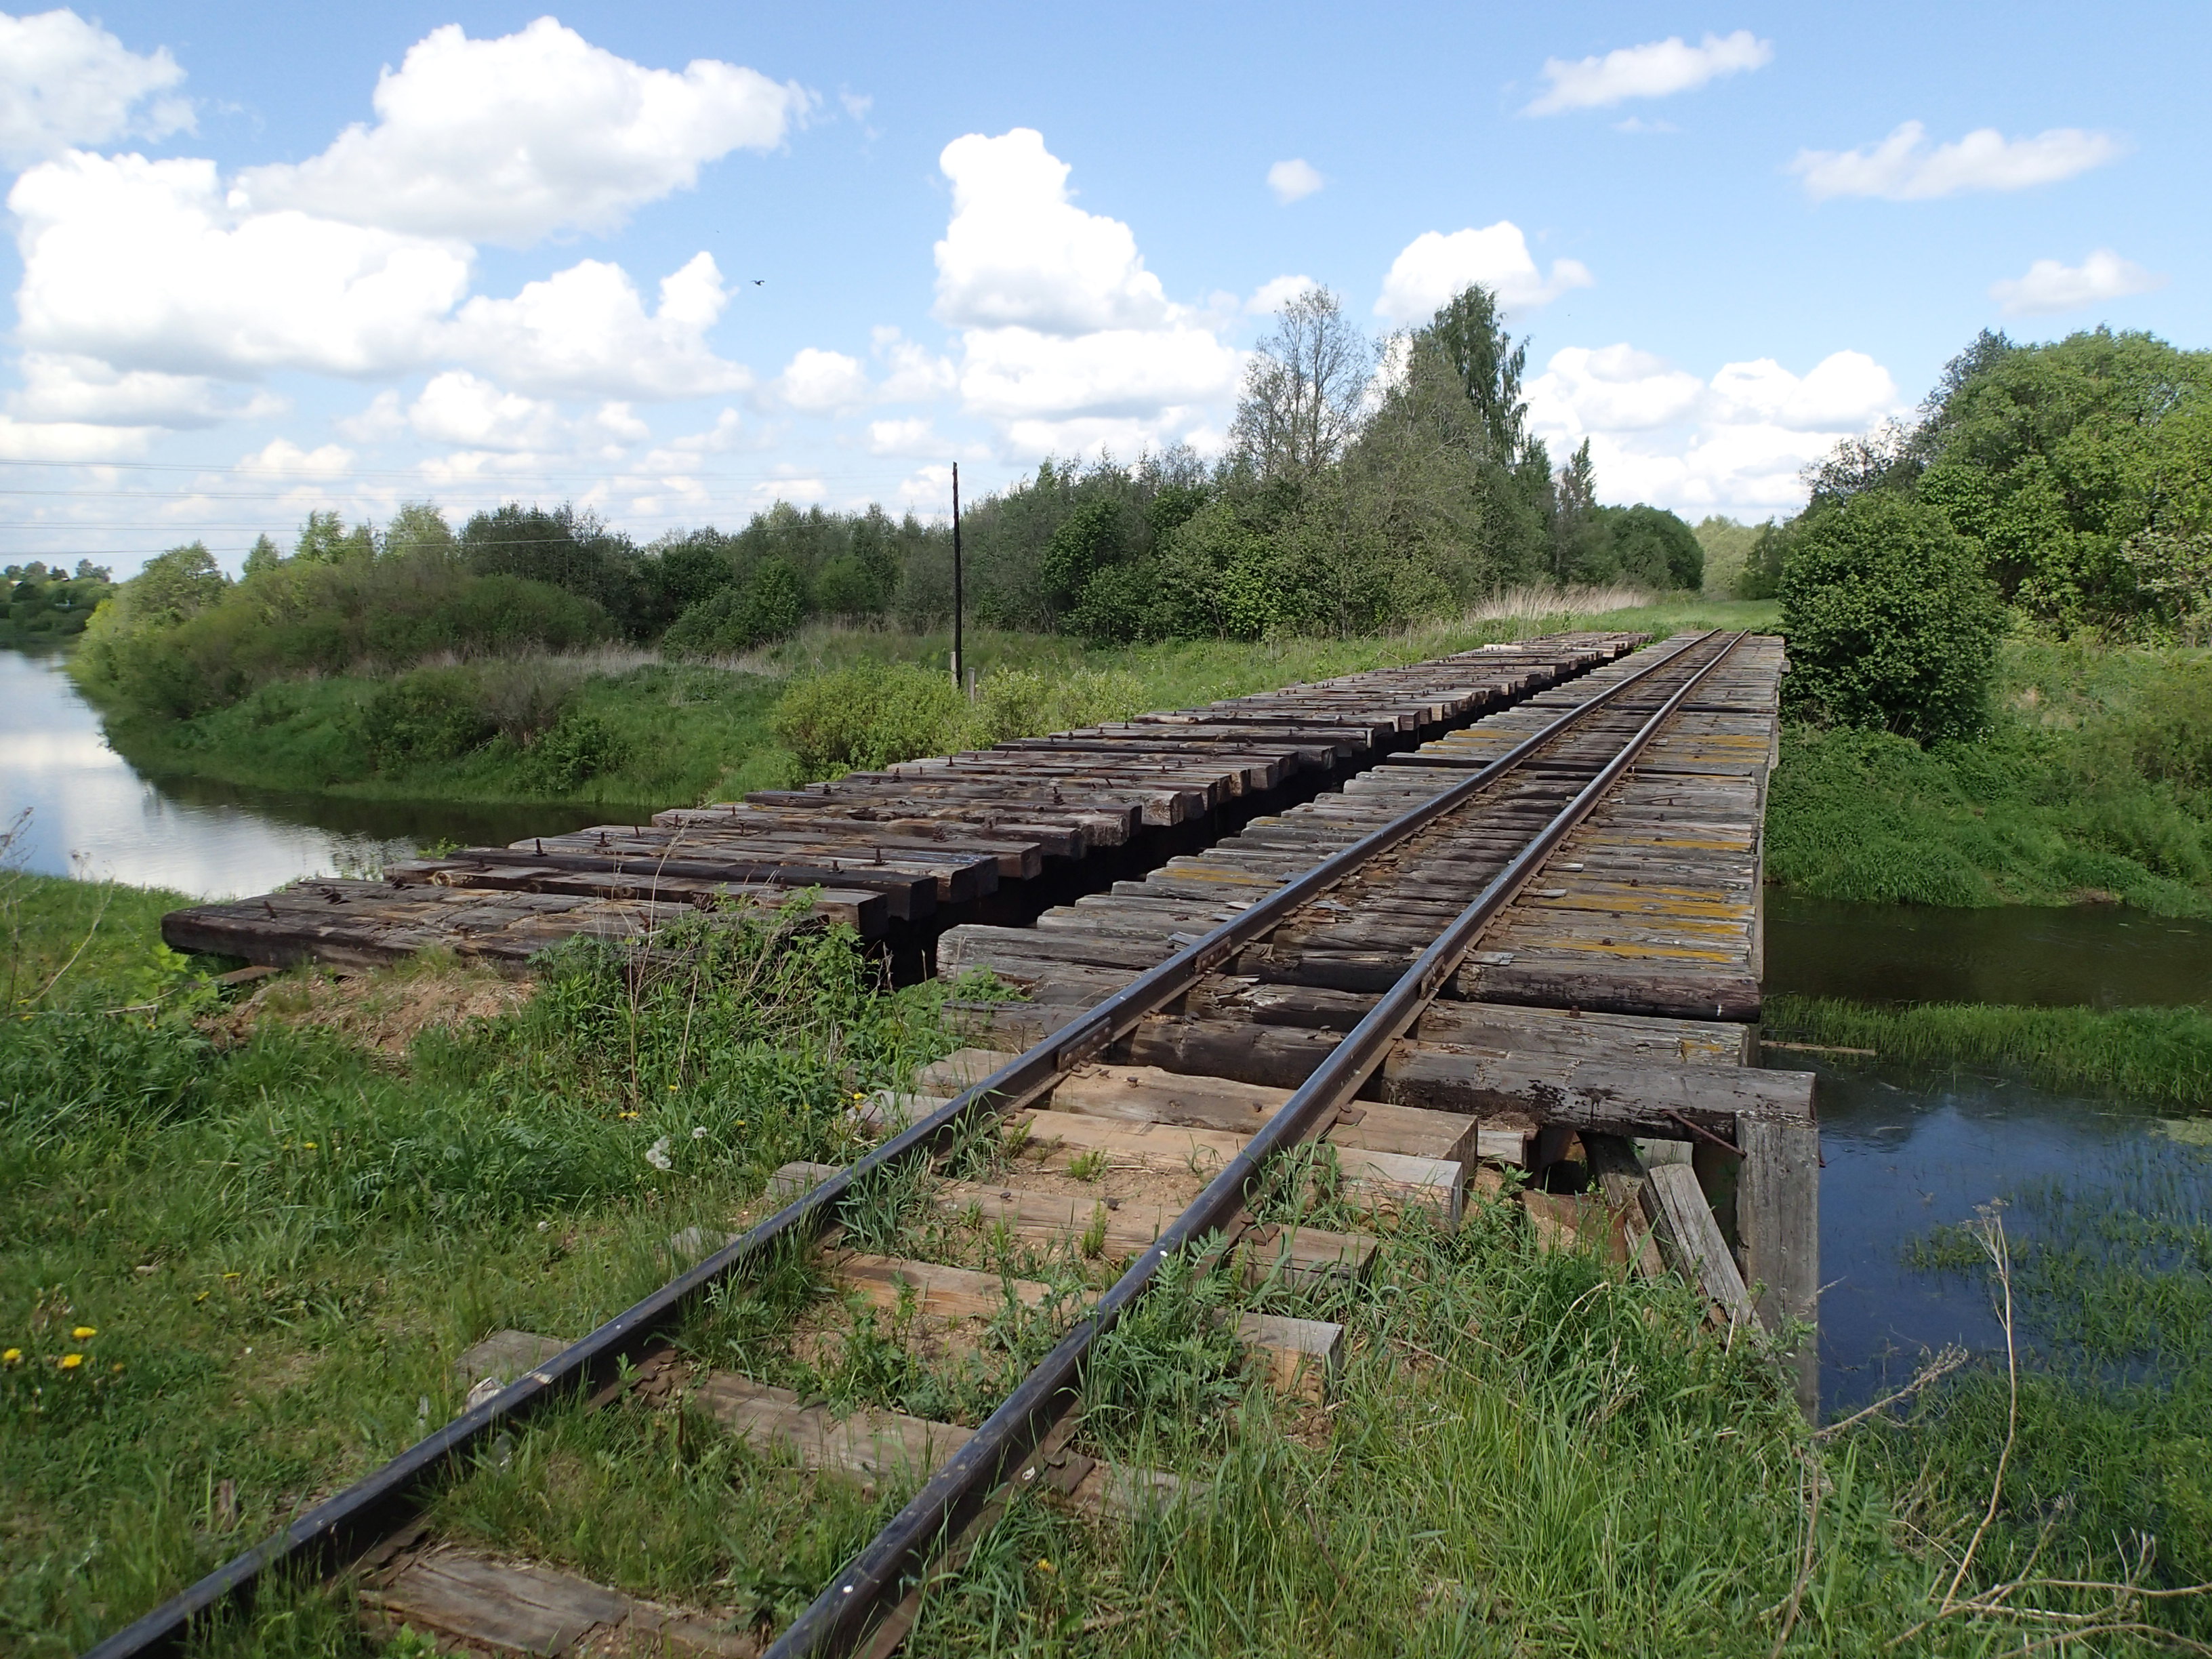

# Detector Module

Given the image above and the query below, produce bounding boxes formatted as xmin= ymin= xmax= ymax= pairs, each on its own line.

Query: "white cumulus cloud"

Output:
xmin=773 ymin=347 xmax=871 ymax=414
xmin=11 ymin=150 xmax=473 ymax=379
xmin=1375 ymin=224 xmax=1593 ymax=323
xmin=0 ymin=414 xmax=155 ymax=461
xmin=6 ymin=352 xmax=282 ymax=428
xmin=1527 ymin=343 xmax=1903 ymax=520
xmin=935 ymin=128 xmax=1172 ymax=335
xmin=867 ymin=416 xmax=937 ymax=456
xmin=1990 ymin=249 xmax=2166 ymax=316
xmin=237 ymin=438 xmax=354 ymax=478
xmin=933 ymin=129 xmax=1243 ymax=455
xmin=1790 ymin=120 xmax=2125 ymax=201
xmin=0 ymin=7 xmax=193 ymax=167
xmin=1525 ymin=30 xmax=1770 ymax=116
xmin=236 ymin=18 xmax=809 ymax=245
xmin=446 ymin=253 xmax=752 ymax=400
xmin=1266 ymin=159 xmax=1324 ymax=204
xmin=1247 ymin=274 xmax=1318 ymax=316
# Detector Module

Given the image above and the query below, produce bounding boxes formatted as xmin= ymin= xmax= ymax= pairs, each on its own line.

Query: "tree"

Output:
xmin=1229 ymin=288 xmax=1374 ymax=483
xmin=241 ymin=535 xmax=283 ymax=578
xmin=382 ymin=501 xmax=456 ymax=560
xmin=293 ymin=510 xmax=373 ymax=564
xmin=1780 ymin=493 xmax=2005 ymax=743
xmin=1425 ymin=283 xmax=1528 ymax=464
xmin=1552 ymin=440 xmax=1607 ymax=580
xmin=1604 ymin=505 xmax=1704 ymax=590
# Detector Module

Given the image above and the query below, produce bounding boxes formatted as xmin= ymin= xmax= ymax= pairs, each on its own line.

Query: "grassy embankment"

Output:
xmin=1771 ymin=637 xmax=2212 ymax=919
xmin=5 ymin=874 xmax=2209 ymax=1655
xmin=79 ymin=594 xmax=1774 ymax=813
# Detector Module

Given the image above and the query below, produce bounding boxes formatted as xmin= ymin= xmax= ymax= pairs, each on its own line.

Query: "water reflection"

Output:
xmin=1813 ymin=1054 xmax=2203 ymax=1408
xmin=0 ymin=649 xmax=615 ymax=899
xmin=1767 ymin=890 xmax=2212 ymax=1010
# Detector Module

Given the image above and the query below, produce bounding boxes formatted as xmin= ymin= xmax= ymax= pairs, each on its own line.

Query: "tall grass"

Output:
xmin=1766 ymin=996 xmax=2212 ymax=1109
xmin=1769 ymin=638 xmax=2212 ymax=918
xmin=0 ymin=883 xmax=960 ymax=1653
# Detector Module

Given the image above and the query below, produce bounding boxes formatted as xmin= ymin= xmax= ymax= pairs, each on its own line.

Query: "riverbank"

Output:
xmin=72 ymin=598 xmax=1774 ymax=813
xmin=1769 ymin=638 xmax=2212 ymax=919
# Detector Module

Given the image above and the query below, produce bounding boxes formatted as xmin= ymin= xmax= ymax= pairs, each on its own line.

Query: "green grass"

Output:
xmin=5 ymin=875 xmax=2209 ymax=1654
xmin=79 ymin=598 xmax=1776 ymax=813
xmin=1767 ymin=996 xmax=2212 ymax=1110
xmin=1866 ymin=1146 xmax=2212 ymax=1636
xmin=1769 ymin=637 xmax=2212 ymax=918
xmin=0 ymin=881 xmax=961 ymax=1654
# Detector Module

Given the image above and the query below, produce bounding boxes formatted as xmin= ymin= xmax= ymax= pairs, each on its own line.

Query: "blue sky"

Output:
xmin=2 ymin=2 xmax=2205 ymax=575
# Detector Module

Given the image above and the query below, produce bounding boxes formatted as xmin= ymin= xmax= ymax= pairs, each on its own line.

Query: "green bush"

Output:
xmin=771 ymin=661 xmax=968 ymax=781
xmin=970 ymin=666 xmax=1146 ymax=744
xmin=521 ymin=711 xmax=627 ymax=792
xmin=361 ymin=668 xmax=497 ymax=769
xmin=1780 ymin=492 xmax=2007 ymax=743
xmin=662 ymin=558 xmax=809 ymax=657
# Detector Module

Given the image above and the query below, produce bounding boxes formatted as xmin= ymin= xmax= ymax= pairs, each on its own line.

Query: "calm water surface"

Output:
xmin=1767 ymin=889 xmax=2212 ymax=1010
xmin=0 ymin=649 xmax=609 ymax=898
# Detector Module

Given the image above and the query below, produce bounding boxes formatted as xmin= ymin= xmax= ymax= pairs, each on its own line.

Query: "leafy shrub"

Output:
xmin=522 ymin=712 xmax=626 ymax=793
xmin=771 ymin=661 xmax=968 ymax=781
xmin=361 ymin=668 xmax=497 ymax=769
xmin=662 ymin=558 xmax=809 ymax=657
xmin=970 ymin=666 xmax=1146 ymax=744
xmin=1780 ymin=493 xmax=2008 ymax=743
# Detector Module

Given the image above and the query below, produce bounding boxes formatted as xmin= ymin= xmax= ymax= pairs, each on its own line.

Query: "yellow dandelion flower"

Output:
xmin=2 ymin=1348 xmax=20 ymax=1365
xmin=58 ymin=1353 xmax=83 ymax=1370
xmin=111 ymin=1362 xmax=125 ymax=1374
xmin=302 ymin=1142 xmax=317 ymax=1150
xmin=667 ymin=1082 xmax=678 ymax=1090
xmin=1035 ymin=1558 xmax=1054 ymax=1574
xmin=71 ymin=1326 xmax=96 ymax=1339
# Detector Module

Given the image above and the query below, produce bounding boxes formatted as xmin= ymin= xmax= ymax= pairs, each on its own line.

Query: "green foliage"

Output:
xmin=75 ymin=532 xmax=612 ymax=721
xmin=0 ymin=560 xmax=115 ymax=646
xmin=968 ymin=665 xmax=1146 ymax=744
xmin=771 ymin=660 xmax=969 ymax=781
xmin=361 ymin=668 xmax=499 ymax=768
xmin=519 ymin=711 xmax=626 ymax=793
xmin=1781 ymin=492 xmax=2007 ymax=742
xmin=662 ymin=558 xmax=809 ymax=657
xmin=1601 ymin=503 xmax=1704 ymax=590
xmin=1769 ymin=640 xmax=2212 ymax=915
xmin=0 ymin=879 xmax=968 ymax=1650
xmin=1767 ymin=996 xmax=2212 ymax=1107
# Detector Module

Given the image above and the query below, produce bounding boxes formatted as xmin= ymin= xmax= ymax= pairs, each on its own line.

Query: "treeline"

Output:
xmin=1 ymin=559 xmax=112 ymax=647
xmin=77 ymin=281 xmax=1709 ymax=720
xmin=1763 ymin=326 xmax=2212 ymax=743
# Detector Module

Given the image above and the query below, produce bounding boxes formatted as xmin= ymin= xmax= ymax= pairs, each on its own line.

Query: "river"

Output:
xmin=0 ymin=648 xmax=608 ymax=898
xmin=5 ymin=646 xmax=2205 ymax=1408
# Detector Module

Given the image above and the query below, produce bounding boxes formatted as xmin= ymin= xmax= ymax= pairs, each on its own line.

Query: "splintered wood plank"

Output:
xmin=911 ymin=1046 xmax=1024 ymax=1097
xmin=361 ymin=1546 xmax=755 ymax=1657
xmin=1643 ymin=1161 xmax=1755 ymax=1327
xmin=1384 ymin=1046 xmax=1814 ymax=1139
xmin=832 ymin=1253 xmax=1058 ymax=1320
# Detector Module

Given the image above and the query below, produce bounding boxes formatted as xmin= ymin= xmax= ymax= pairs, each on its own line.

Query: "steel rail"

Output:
xmin=764 ymin=630 xmax=1748 ymax=1659
xmin=82 ymin=631 xmax=1711 ymax=1659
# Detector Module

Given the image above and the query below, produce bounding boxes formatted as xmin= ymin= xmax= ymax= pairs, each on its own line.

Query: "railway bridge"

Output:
xmin=119 ymin=627 xmax=1807 ymax=1659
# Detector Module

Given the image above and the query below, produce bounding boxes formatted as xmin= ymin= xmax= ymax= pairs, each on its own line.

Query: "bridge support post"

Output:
xmin=1738 ymin=1115 xmax=1820 ymax=1420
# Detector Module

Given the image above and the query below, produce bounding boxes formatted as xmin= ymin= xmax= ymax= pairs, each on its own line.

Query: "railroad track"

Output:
xmin=91 ymin=628 xmax=1801 ymax=1659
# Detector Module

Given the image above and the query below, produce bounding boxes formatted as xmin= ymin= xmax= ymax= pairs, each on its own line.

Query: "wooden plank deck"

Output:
xmin=161 ymin=632 xmax=1644 ymax=971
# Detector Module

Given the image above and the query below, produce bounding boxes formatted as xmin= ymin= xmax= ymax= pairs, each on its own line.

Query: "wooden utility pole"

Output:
xmin=950 ymin=462 xmax=964 ymax=691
